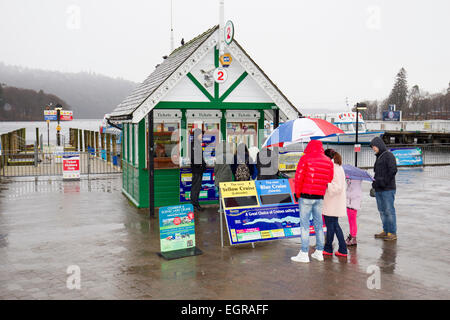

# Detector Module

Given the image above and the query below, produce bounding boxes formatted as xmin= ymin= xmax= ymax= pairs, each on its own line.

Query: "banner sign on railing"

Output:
xmin=219 ymin=179 xmax=324 ymax=246
xmin=63 ymin=152 xmax=80 ymax=180
xmin=390 ymin=147 xmax=423 ymax=166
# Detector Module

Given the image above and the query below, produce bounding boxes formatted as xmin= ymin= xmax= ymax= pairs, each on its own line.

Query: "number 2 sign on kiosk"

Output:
xmin=214 ymin=67 xmax=227 ymax=84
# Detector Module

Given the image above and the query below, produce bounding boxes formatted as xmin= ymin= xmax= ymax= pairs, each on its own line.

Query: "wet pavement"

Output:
xmin=0 ymin=167 xmax=449 ymax=300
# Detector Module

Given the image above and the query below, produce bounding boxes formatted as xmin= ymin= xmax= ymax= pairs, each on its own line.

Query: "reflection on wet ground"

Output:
xmin=0 ymin=167 xmax=449 ymax=300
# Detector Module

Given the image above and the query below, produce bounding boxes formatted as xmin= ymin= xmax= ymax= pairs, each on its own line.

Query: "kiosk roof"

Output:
xmin=109 ymin=25 xmax=300 ymax=123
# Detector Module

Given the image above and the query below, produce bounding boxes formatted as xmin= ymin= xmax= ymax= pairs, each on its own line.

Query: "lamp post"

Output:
xmin=355 ymin=103 xmax=367 ymax=167
xmin=55 ymin=104 xmax=63 ymax=146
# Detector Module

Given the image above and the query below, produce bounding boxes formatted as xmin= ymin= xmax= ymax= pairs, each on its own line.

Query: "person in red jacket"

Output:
xmin=291 ymin=140 xmax=334 ymax=263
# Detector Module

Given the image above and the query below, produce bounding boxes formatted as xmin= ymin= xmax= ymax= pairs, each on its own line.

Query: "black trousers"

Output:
xmin=190 ymin=171 xmax=203 ymax=207
xmin=324 ymin=216 xmax=348 ymax=254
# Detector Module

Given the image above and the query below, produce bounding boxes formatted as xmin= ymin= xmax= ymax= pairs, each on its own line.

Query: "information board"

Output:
xmin=44 ymin=110 xmax=58 ymax=121
xmin=220 ymin=179 xmax=324 ymax=246
xmin=179 ymin=167 xmax=218 ymax=202
xmin=159 ymin=204 xmax=196 ymax=252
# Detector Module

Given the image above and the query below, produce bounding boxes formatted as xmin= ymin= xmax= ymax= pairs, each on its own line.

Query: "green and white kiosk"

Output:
xmin=108 ymin=25 xmax=301 ymax=215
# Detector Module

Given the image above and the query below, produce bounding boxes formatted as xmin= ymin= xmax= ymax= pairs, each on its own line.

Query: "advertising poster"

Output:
xmin=220 ymin=180 xmax=259 ymax=209
xmin=219 ymin=179 xmax=325 ymax=246
xmin=179 ymin=167 xmax=218 ymax=202
xmin=62 ymin=152 xmax=80 ymax=180
xmin=159 ymin=204 xmax=196 ymax=252
xmin=382 ymin=110 xmax=401 ymax=121
xmin=390 ymin=147 xmax=423 ymax=166
xmin=255 ymin=179 xmax=293 ymax=206
xmin=224 ymin=204 xmax=301 ymax=245
xmin=60 ymin=110 xmax=73 ymax=121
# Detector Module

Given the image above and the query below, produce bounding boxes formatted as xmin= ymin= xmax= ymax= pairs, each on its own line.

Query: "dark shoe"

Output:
xmin=346 ymin=235 xmax=357 ymax=246
xmin=194 ymin=205 xmax=205 ymax=212
xmin=383 ymin=233 xmax=397 ymax=241
xmin=374 ymin=231 xmax=387 ymax=239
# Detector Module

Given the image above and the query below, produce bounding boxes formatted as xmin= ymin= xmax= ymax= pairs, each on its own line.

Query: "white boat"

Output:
xmin=309 ymin=112 xmax=384 ymax=145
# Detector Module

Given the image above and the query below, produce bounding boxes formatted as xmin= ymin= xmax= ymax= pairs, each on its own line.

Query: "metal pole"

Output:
xmin=274 ymin=109 xmax=280 ymax=129
xmin=148 ymin=110 xmax=155 ymax=218
xmin=355 ymin=109 xmax=359 ymax=167
xmin=56 ymin=109 xmax=61 ymax=146
xmin=219 ymin=190 xmax=224 ymax=248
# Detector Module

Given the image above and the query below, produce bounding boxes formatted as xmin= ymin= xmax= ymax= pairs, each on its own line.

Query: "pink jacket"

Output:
xmin=322 ymin=163 xmax=347 ymax=217
xmin=346 ymin=179 xmax=362 ymax=210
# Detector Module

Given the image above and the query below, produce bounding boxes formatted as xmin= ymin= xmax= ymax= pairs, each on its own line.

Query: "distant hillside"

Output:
xmin=0 ymin=86 xmax=69 ymax=121
xmin=0 ymin=62 xmax=136 ymax=119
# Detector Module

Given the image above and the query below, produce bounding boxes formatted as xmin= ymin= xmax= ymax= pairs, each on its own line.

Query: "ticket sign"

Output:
xmin=63 ymin=152 xmax=80 ymax=180
xmin=158 ymin=204 xmax=202 ymax=260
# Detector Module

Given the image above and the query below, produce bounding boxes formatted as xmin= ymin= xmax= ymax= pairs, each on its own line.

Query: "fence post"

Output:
xmin=106 ymin=133 xmax=111 ymax=163
xmin=95 ymin=132 xmax=99 ymax=157
xmin=112 ymin=135 xmax=117 ymax=166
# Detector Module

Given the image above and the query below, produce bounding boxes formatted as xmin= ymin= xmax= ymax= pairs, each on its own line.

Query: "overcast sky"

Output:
xmin=0 ymin=0 xmax=449 ymax=111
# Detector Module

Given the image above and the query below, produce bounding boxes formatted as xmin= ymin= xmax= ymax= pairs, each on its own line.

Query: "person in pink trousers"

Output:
xmin=345 ymin=179 xmax=362 ymax=246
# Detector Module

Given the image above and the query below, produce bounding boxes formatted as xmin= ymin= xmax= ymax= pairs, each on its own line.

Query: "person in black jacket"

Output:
xmin=370 ymin=137 xmax=398 ymax=241
xmin=230 ymin=143 xmax=255 ymax=179
xmin=190 ymin=128 xmax=206 ymax=212
xmin=256 ymin=147 xmax=279 ymax=180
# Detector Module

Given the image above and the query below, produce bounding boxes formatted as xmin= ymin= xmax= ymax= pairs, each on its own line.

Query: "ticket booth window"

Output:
xmin=226 ymin=122 xmax=257 ymax=154
xmin=187 ymin=121 xmax=220 ymax=164
xmin=151 ymin=122 xmax=180 ymax=169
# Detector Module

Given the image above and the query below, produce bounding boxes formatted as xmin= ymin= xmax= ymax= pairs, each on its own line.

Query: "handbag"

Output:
xmin=370 ymin=188 xmax=376 ymax=197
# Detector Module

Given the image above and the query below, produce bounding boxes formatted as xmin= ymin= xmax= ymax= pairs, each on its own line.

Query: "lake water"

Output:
xmin=0 ymin=119 xmax=102 ymax=145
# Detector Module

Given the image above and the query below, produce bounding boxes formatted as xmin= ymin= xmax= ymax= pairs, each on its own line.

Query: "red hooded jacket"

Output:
xmin=294 ymin=140 xmax=334 ymax=198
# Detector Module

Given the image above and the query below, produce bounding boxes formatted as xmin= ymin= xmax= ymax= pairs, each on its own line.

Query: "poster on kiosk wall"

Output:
xmin=179 ymin=168 xmax=218 ymax=202
xmin=62 ymin=152 xmax=80 ymax=180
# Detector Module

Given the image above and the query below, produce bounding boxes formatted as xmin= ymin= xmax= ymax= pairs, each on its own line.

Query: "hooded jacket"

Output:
xmin=294 ymin=140 xmax=334 ymax=198
xmin=370 ymin=137 xmax=397 ymax=191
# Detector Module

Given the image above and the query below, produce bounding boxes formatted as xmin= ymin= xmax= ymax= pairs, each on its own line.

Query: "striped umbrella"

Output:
xmin=263 ymin=117 xmax=344 ymax=148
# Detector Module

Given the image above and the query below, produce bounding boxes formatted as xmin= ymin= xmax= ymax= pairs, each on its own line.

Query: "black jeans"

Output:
xmin=324 ymin=216 xmax=347 ymax=254
xmin=190 ymin=171 xmax=203 ymax=207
